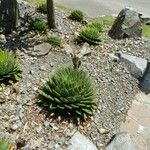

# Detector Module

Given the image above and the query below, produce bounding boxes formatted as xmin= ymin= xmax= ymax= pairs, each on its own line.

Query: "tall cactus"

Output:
xmin=0 ymin=0 xmax=18 ymax=34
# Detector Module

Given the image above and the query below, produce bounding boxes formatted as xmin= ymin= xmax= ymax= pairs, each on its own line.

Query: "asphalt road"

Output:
xmin=55 ymin=0 xmax=150 ymax=17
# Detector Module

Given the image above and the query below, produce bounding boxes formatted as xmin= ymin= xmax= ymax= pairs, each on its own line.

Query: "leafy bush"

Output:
xmin=44 ymin=35 xmax=61 ymax=47
xmin=0 ymin=50 xmax=22 ymax=84
xmin=0 ymin=138 xmax=15 ymax=150
xmin=88 ymin=21 xmax=103 ymax=32
xmin=39 ymin=67 xmax=97 ymax=121
xmin=78 ymin=27 xmax=102 ymax=44
xmin=37 ymin=3 xmax=47 ymax=13
xmin=29 ymin=18 xmax=48 ymax=32
xmin=69 ymin=10 xmax=84 ymax=22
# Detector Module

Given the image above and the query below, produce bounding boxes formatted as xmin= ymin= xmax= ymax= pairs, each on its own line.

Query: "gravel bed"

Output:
xmin=0 ymin=5 xmax=150 ymax=150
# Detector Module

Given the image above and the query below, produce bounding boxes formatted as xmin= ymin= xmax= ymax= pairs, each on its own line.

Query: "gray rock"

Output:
xmin=11 ymin=124 xmax=18 ymax=131
xmin=67 ymin=131 xmax=98 ymax=150
xmin=106 ymin=132 xmax=139 ymax=150
xmin=116 ymin=52 xmax=147 ymax=79
xmin=64 ymin=44 xmax=74 ymax=55
xmin=80 ymin=43 xmax=91 ymax=57
xmin=139 ymin=13 xmax=150 ymax=25
xmin=0 ymin=34 xmax=6 ymax=43
xmin=17 ymin=0 xmax=34 ymax=18
xmin=39 ymin=66 xmax=46 ymax=71
xmin=32 ymin=43 xmax=51 ymax=56
xmin=140 ymin=63 xmax=150 ymax=93
xmin=109 ymin=7 xmax=142 ymax=39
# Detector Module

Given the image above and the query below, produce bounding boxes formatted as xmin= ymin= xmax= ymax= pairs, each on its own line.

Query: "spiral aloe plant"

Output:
xmin=0 ymin=138 xmax=16 ymax=150
xmin=78 ymin=26 xmax=102 ymax=44
xmin=39 ymin=66 xmax=97 ymax=121
xmin=0 ymin=50 xmax=22 ymax=84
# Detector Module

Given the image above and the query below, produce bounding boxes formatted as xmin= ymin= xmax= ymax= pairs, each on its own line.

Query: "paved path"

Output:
xmin=56 ymin=0 xmax=150 ymax=17
xmin=120 ymin=92 xmax=150 ymax=150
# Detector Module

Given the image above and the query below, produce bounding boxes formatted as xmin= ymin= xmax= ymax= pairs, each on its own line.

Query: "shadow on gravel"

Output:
xmin=138 ymin=62 xmax=150 ymax=94
xmin=0 ymin=30 xmax=41 ymax=52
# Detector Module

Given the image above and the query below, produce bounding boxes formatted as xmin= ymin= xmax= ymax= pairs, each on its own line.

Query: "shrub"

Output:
xmin=0 ymin=50 xmax=22 ymax=84
xmin=78 ymin=27 xmax=102 ymax=44
xmin=29 ymin=18 xmax=48 ymax=32
xmin=69 ymin=10 xmax=84 ymax=22
xmin=37 ymin=3 xmax=47 ymax=13
xmin=0 ymin=138 xmax=15 ymax=150
xmin=88 ymin=21 xmax=103 ymax=32
xmin=39 ymin=67 xmax=97 ymax=121
xmin=44 ymin=35 xmax=61 ymax=47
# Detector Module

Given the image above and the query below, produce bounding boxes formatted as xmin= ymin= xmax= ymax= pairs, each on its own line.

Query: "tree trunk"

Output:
xmin=47 ymin=0 xmax=56 ymax=29
xmin=0 ymin=0 xmax=18 ymax=34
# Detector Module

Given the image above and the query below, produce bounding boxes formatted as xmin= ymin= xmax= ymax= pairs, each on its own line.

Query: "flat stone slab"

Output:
xmin=67 ymin=131 xmax=97 ymax=150
xmin=106 ymin=132 xmax=138 ymax=150
xmin=120 ymin=92 xmax=150 ymax=150
xmin=120 ymin=117 xmax=150 ymax=150
xmin=135 ymin=92 xmax=150 ymax=105
xmin=31 ymin=43 xmax=52 ymax=56
xmin=128 ymin=101 xmax=150 ymax=127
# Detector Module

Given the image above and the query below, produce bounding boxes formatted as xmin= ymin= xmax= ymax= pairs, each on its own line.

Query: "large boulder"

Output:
xmin=109 ymin=8 xmax=142 ymax=39
xmin=106 ymin=132 xmax=139 ymax=150
xmin=140 ymin=63 xmax=150 ymax=93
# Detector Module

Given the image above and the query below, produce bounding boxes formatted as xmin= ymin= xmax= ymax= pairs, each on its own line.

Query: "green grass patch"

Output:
xmin=44 ymin=35 xmax=62 ymax=47
xmin=96 ymin=16 xmax=115 ymax=27
xmin=143 ymin=25 xmax=150 ymax=39
xmin=28 ymin=18 xmax=48 ymax=32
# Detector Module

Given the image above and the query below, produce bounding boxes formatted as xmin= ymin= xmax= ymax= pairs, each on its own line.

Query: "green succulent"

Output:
xmin=0 ymin=50 xmax=22 ymax=84
xmin=39 ymin=67 xmax=97 ymax=121
xmin=69 ymin=10 xmax=84 ymax=22
xmin=0 ymin=138 xmax=15 ymax=150
xmin=29 ymin=18 xmax=48 ymax=32
xmin=37 ymin=3 xmax=47 ymax=13
xmin=78 ymin=26 xmax=102 ymax=44
xmin=44 ymin=35 xmax=61 ymax=47
xmin=88 ymin=21 xmax=103 ymax=32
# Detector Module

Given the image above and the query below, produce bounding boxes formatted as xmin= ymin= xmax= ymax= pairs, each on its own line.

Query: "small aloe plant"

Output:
xmin=0 ymin=50 xmax=22 ymax=85
xmin=39 ymin=45 xmax=98 ymax=122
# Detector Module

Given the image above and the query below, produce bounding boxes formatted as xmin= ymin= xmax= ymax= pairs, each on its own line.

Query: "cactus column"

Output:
xmin=0 ymin=0 xmax=18 ymax=34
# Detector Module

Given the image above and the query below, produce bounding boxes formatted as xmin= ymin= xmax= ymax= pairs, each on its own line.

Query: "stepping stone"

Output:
xmin=120 ymin=92 xmax=150 ymax=150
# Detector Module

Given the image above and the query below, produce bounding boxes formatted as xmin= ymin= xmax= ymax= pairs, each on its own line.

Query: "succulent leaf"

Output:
xmin=40 ymin=67 xmax=98 ymax=121
xmin=0 ymin=50 xmax=22 ymax=85
xmin=78 ymin=27 xmax=102 ymax=44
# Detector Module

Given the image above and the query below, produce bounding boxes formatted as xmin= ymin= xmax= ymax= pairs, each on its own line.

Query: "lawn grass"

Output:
xmin=97 ymin=16 xmax=115 ymax=27
xmin=143 ymin=25 xmax=150 ymax=39
xmin=25 ymin=0 xmax=72 ymax=12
